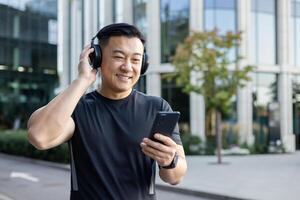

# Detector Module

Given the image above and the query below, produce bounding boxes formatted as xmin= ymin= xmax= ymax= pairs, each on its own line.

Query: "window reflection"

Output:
xmin=160 ymin=0 xmax=189 ymax=63
xmin=133 ymin=0 xmax=147 ymax=38
xmin=161 ymin=74 xmax=190 ymax=133
xmin=204 ymin=0 xmax=236 ymax=62
xmin=255 ymin=0 xmax=276 ymax=13
xmin=290 ymin=0 xmax=300 ymax=67
xmin=206 ymin=0 xmax=235 ymax=9
xmin=252 ymin=73 xmax=279 ymax=147
xmin=204 ymin=0 xmax=236 ymax=33
xmin=133 ymin=0 xmax=147 ymax=92
xmin=251 ymin=0 xmax=277 ymax=65
xmin=292 ymin=76 xmax=300 ymax=149
xmin=203 ymin=0 xmax=237 ymax=135
xmin=0 ymin=0 xmax=58 ymax=129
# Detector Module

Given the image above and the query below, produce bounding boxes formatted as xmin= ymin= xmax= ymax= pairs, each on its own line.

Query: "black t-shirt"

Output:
xmin=69 ymin=89 xmax=182 ymax=200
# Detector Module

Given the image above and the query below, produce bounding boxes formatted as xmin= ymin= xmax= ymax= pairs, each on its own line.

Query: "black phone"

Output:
xmin=149 ymin=111 xmax=180 ymax=142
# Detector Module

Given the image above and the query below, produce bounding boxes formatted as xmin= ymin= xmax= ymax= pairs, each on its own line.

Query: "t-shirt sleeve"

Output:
xmin=160 ymin=98 xmax=182 ymax=145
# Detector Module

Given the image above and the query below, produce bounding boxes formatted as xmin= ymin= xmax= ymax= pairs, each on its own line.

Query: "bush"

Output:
xmin=0 ymin=130 xmax=69 ymax=163
xmin=181 ymin=133 xmax=206 ymax=155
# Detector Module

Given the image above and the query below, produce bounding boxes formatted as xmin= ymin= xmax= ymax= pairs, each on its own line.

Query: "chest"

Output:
xmin=75 ymin=102 xmax=157 ymax=151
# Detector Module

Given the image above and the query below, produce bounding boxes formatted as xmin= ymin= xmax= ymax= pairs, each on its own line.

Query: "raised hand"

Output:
xmin=77 ymin=45 xmax=98 ymax=86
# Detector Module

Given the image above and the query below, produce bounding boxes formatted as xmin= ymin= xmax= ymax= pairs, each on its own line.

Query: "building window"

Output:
xmin=251 ymin=0 xmax=277 ymax=65
xmin=161 ymin=74 xmax=190 ymax=133
xmin=203 ymin=0 xmax=237 ymax=138
xmin=252 ymin=73 xmax=279 ymax=147
xmin=112 ymin=0 xmax=123 ymax=23
xmin=0 ymin=1 xmax=58 ymax=129
xmin=133 ymin=0 xmax=148 ymax=93
xmin=204 ymin=0 xmax=236 ymax=33
xmin=290 ymin=0 xmax=300 ymax=67
xmin=292 ymin=76 xmax=300 ymax=149
xmin=160 ymin=0 xmax=189 ymax=63
xmin=133 ymin=0 xmax=147 ymax=38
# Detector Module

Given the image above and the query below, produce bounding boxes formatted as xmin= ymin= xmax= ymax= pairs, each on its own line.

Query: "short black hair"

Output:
xmin=96 ymin=23 xmax=145 ymax=48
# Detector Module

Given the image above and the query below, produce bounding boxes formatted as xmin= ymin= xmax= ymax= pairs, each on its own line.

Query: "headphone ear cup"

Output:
xmin=89 ymin=43 xmax=102 ymax=69
xmin=141 ymin=53 xmax=149 ymax=75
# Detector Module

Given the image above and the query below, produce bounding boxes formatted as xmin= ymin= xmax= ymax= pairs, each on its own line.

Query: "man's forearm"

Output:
xmin=159 ymin=155 xmax=187 ymax=185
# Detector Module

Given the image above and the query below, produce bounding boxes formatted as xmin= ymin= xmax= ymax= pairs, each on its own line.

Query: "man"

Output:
xmin=27 ymin=23 xmax=187 ymax=200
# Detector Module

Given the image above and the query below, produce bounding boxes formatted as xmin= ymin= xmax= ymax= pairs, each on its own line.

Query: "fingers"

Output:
xmin=140 ymin=144 xmax=164 ymax=160
xmin=141 ymin=142 xmax=173 ymax=166
xmin=153 ymin=133 xmax=176 ymax=147
xmin=143 ymin=138 xmax=169 ymax=152
xmin=79 ymin=44 xmax=94 ymax=60
xmin=140 ymin=137 xmax=177 ymax=166
xmin=141 ymin=149 xmax=170 ymax=166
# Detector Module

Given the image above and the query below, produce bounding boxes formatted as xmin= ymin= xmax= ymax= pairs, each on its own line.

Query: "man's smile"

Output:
xmin=116 ymin=74 xmax=133 ymax=81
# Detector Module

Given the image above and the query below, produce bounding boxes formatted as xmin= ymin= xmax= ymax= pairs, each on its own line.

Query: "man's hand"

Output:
xmin=140 ymin=133 xmax=187 ymax=185
xmin=140 ymin=133 xmax=177 ymax=167
xmin=77 ymin=45 xmax=98 ymax=86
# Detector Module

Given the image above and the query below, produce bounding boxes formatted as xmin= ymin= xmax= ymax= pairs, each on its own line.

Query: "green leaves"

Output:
xmin=171 ymin=30 xmax=253 ymax=129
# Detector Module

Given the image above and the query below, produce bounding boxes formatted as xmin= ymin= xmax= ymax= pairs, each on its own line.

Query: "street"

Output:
xmin=0 ymin=153 xmax=209 ymax=200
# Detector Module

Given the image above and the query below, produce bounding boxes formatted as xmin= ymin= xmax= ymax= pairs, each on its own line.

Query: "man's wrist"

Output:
xmin=159 ymin=152 xmax=179 ymax=169
xmin=74 ymin=77 xmax=92 ymax=88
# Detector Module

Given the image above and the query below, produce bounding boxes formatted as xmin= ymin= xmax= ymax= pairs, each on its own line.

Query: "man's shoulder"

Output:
xmin=73 ymin=91 xmax=98 ymax=111
xmin=80 ymin=91 xmax=97 ymax=102
xmin=134 ymin=90 xmax=163 ymax=104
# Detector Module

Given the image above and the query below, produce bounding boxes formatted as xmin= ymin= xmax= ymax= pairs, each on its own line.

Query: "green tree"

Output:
xmin=170 ymin=30 xmax=253 ymax=163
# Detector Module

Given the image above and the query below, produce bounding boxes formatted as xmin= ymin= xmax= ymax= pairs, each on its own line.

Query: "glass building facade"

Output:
xmin=252 ymin=73 xmax=279 ymax=146
xmin=60 ymin=0 xmax=298 ymax=151
xmin=203 ymin=0 xmax=238 ymax=138
xmin=0 ymin=0 xmax=58 ymax=129
xmin=292 ymin=76 xmax=300 ymax=149
xmin=133 ymin=0 xmax=147 ymax=93
xmin=133 ymin=0 xmax=148 ymax=38
xmin=290 ymin=0 xmax=300 ymax=67
xmin=251 ymin=0 xmax=277 ymax=65
xmin=161 ymin=75 xmax=190 ymax=133
xmin=204 ymin=0 xmax=237 ymax=33
xmin=159 ymin=0 xmax=190 ymax=132
xmin=160 ymin=0 xmax=189 ymax=63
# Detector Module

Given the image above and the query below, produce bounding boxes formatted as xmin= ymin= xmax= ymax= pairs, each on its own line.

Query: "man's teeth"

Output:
xmin=117 ymin=75 xmax=131 ymax=80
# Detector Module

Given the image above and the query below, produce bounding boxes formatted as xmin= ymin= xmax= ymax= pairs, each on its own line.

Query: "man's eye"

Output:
xmin=114 ymin=56 xmax=124 ymax=59
xmin=132 ymin=59 xmax=141 ymax=63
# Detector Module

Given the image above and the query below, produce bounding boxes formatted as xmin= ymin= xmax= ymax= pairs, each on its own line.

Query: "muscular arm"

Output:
xmin=27 ymin=46 xmax=97 ymax=150
xmin=140 ymin=134 xmax=187 ymax=185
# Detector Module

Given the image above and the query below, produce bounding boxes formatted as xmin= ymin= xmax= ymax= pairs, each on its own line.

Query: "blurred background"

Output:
xmin=1 ymin=1 xmax=300 ymax=199
xmin=0 ymin=0 xmax=300 ymax=154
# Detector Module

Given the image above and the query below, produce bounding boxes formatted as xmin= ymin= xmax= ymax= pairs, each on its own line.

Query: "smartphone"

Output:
xmin=149 ymin=111 xmax=180 ymax=142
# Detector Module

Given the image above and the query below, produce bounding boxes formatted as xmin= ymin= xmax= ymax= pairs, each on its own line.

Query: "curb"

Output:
xmin=156 ymin=184 xmax=252 ymax=200
xmin=0 ymin=153 xmax=70 ymax=171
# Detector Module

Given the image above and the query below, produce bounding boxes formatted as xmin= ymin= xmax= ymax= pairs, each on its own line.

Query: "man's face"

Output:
xmin=100 ymin=36 xmax=144 ymax=97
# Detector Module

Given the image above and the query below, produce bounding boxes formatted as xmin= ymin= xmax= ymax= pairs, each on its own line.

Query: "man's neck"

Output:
xmin=97 ymin=88 xmax=133 ymax=100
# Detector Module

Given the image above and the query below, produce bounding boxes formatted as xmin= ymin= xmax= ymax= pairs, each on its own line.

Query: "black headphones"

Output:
xmin=89 ymin=23 xmax=149 ymax=75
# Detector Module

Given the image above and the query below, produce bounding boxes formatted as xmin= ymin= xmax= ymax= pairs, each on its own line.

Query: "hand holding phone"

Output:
xmin=149 ymin=111 xmax=180 ymax=143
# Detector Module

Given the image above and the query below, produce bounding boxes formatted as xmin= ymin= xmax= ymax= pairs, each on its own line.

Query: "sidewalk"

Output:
xmin=157 ymin=151 xmax=300 ymax=200
xmin=1 ymin=152 xmax=299 ymax=200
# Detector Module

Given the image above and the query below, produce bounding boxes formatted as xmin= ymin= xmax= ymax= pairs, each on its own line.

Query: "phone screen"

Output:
xmin=149 ymin=111 xmax=180 ymax=142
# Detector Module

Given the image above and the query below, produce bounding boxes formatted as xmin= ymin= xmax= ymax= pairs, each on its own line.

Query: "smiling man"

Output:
xmin=27 ymin=23 xmax=187 ymax=200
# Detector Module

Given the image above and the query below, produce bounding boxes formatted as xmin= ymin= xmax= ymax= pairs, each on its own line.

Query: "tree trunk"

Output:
xmin=216 ymin=110 xmax=222 ymax=164
xmin=205 ymin=109 xmax=216 ymax=136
